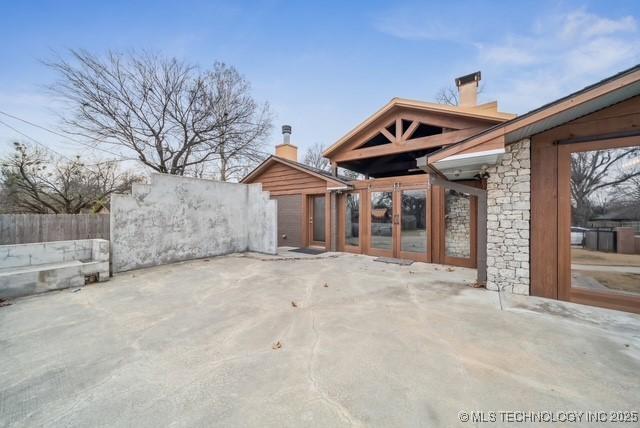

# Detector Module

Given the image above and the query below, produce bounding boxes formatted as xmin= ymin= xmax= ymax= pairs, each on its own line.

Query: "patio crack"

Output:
xmin=305 ymin=280 xmax=363 ymax=427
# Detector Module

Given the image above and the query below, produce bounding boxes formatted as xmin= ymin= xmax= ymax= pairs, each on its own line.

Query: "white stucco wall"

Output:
xmin=486 ymin=139 xmax=531 ymax=294
xmin=111 ymin=174 xmax=277 ymax=272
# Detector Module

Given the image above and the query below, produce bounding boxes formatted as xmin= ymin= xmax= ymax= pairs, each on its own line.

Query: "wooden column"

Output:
xmin=330 ymin=191 xmax=338 ymax=252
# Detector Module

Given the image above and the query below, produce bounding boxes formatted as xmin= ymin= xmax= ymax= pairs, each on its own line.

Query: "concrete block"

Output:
xmin=0 ymin=239 xmax=110 ymax=299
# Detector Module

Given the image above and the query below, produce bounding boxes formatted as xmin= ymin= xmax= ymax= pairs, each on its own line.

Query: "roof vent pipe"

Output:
xmin=282 ymin=125 xmax=292 ymax=145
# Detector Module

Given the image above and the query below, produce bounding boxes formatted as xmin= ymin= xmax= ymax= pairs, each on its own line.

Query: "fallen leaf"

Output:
xmin=291 ymin=301 xmax=298 ymax=308
xmin=272 ymin=341 xmax=282 ymax=350
xmin=446 ymin=267 xmax=455 ymax=272
xmin=323 ymin=283 xmax=328 ymax=288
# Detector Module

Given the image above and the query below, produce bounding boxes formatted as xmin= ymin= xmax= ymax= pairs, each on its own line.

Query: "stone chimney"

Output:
xmin=455 ymin=71 xmax=481 ymax=107
xmin=275 ymin=124 xmax=298 ymax=162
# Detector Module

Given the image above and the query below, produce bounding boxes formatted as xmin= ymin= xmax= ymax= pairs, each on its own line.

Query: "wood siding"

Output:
xmin=251 ymin=162 xmax=328 ymax=196
xmin=273 ymin=195 xmax=303 ymax=247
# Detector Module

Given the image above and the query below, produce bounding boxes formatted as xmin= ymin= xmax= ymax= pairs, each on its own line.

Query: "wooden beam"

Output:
xmin=401 ymin=121 xmax=419 ymax=141
xmin=332 ymin=127 xmax=486 ymax=162
xmin=326 ymin=108 xmax=501 ymax=160
xmin=380 ymin=127 xmax=396 ymax=144
xmin=395 ymin=117 xmax=402 ymax=142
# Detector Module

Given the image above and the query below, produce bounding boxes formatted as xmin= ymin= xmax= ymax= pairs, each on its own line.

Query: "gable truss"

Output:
xmin=331 ymin=110 xmax=489 ymax=163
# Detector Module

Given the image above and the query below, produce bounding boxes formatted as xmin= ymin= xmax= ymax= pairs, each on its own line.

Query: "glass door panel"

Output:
xmin=401 ymin=189 xmax=427 ymax=254
xmin=444 ymin=189 xmax=471 ymax=259
xmin=312 ymin=195 xmax=325 ymax=243
xmin=370 ymin=191 xmax=393 ymax=251
xmin=345 ymin=193 xmax=360 ymax=247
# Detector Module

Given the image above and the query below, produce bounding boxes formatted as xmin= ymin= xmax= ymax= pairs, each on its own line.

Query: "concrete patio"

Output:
xmin=1 ymin=251 xmax=638 ymax=427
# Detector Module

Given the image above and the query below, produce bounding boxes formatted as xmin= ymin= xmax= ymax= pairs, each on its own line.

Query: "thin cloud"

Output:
xmin=561 ymin=9 xmax=636 ymax=40
xmin=372 ymin=6 xmax=467 ymax=42
xmin=477 ymin=8 xmax=640 ymax=113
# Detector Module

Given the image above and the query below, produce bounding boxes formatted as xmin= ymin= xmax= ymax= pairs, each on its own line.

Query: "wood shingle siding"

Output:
xmin=252 ymin=163 xmax=328 ymax=196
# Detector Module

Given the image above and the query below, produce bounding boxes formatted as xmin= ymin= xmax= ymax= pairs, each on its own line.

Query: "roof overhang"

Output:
xmin=240 ymin=155 xmax=351 ymax=187
xmin=323 ymin=97 xmax=515 ymax=158
xmin=428 ymin=148 xmax=505 ymax=181
xmin=427 ymin=64 xmax=640 ymax=165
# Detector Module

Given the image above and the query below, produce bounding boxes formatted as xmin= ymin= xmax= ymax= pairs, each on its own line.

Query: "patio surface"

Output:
xmin=1 ymin=251 xmax=639 ymax=427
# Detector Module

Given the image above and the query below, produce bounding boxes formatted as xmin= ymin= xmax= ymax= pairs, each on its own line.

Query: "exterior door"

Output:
xmin=398 ymin=187 xmax=430 ymax=262
xmin=308 ymin=195 xmax=326 ymax=247
xmin=558 ymin=136 xmax=640 ymax=313
xmin=367 ymin=186 xmax=430 ymax=261
xmin=440 ymin=187 xmax=477 ymax=268
xmin=368 ymin=189 xmax=395 ymax=257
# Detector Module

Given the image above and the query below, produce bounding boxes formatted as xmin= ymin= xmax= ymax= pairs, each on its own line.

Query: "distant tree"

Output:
xmin=206 ymin=62 xmax=271 ymax=181
xmin=47 ymin=50 xmax=271 ymax=179
xmin=302 ymin=142 xmax=362 ymax=179
xmin=570 ymin=147 xmax=640 ymax=226
xmin=435 ymin=84 xmax=484 ymax=106
xmin=435 ymin=86 xmax=459 ymax=106
xmin=0 ymin=142 xmax=140 ymax=214
xmin=303 ymin=142 xmax=330 ymax=171
xmin=339 ymin=168 xmax=362 ymax=180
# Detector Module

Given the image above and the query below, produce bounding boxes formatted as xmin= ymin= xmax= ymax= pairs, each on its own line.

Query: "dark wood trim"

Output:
xmin=556 ymin=129 xmax=640 ymax=145
xmin=531 ymin=135 xmax=558 ymax=298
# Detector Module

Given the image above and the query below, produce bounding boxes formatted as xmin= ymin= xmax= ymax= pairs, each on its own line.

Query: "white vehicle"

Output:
xmin=571 ymin=227 xmax=589 ymax=246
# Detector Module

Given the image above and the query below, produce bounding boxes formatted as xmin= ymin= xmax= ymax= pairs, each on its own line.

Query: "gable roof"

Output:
xmin=428 ymin=64 xmax=640 ymax=164
xmin=322 ymin=97 xmax=515 ymax=158
xmin=240 ymin=155 xmax=352 ymax=187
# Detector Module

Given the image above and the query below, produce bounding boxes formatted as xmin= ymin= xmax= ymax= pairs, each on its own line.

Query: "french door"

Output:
xmin=367 ymin=185 xmax=430 ymax=262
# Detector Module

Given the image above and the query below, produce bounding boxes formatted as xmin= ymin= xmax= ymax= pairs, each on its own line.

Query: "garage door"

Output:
xmin=273 ymin=195 xmax=302 ymax=247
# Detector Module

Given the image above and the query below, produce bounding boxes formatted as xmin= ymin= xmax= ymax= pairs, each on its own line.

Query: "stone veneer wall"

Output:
xmin=486 ymin=139 xmax=531 ymax=294
xmin=445 ymin=191 xmax=471 ymax=258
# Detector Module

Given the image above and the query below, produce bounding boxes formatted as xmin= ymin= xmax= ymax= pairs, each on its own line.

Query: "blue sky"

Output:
xmin=1 ymin=0 xmax=639 ymax=161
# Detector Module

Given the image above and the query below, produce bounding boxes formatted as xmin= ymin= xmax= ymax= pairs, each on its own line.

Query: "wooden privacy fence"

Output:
xmin=584 ymin=229 xmax=616 ymax=253
xmin=0 ymin=214 xmax=110 ymax=245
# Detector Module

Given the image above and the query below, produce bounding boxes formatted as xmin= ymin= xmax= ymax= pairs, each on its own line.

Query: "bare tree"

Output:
xmin=435 ymin=84 xmax=484 ymax=106
xmin=570 ymin=147 xmax=640 ymax=226
xmin=303 ymin=142 xmax=330 ymax=171
xmin=435 ymin=86 xmax=459 ymax=106
xmin=204 ymin=62 xmax=271 ymax=181
xmin=47 ymin=50 xmax=270 ymax=178
xmin=302 ymin=142 xmax=362 ymax=179
xmin=1 ymin=142 xmax=140 ymax=214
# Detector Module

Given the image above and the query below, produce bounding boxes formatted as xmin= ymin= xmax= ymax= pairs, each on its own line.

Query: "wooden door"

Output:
xmin=308 ymin=195 xmax=326 ymax=247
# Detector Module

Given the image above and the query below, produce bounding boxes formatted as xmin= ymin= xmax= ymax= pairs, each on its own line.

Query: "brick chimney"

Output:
xmin=275 ymin=124 xmax=298 ymax=162
xmin=455 ymin=71 xmax=481 ymax=107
